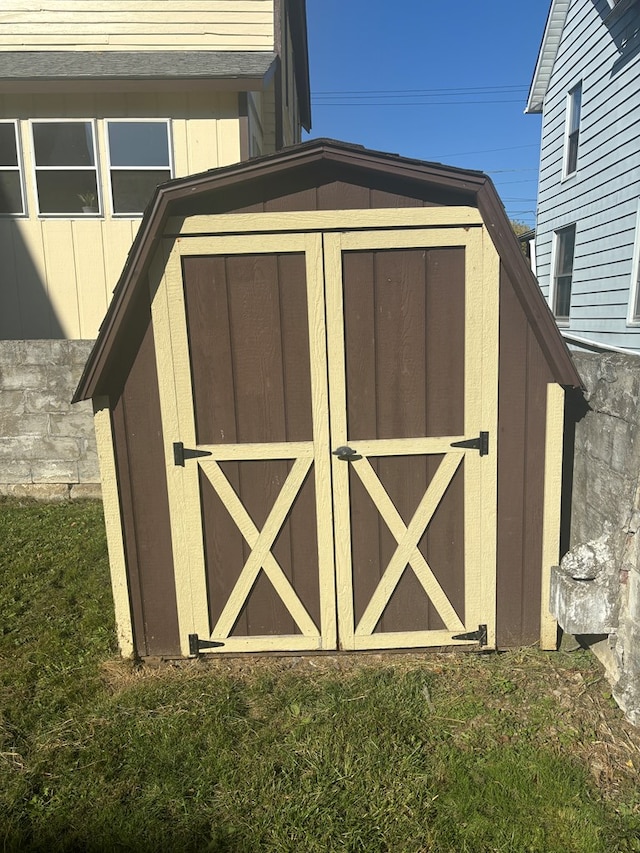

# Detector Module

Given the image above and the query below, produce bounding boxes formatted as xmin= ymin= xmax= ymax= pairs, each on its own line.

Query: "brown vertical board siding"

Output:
xmin=182 ymin=252 xmax=319 ymax=637
xmin=112 ymin=296 xmax=179 ymax=657
xmin=343 ymin=247 xmax=465 ymax=634
xmin=497 ymin=265 xmax=553 ymax=647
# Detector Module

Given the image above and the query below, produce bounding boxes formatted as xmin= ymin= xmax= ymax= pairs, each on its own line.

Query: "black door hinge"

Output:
xmin=173 ymin=442 xmax=213 ymax=467
xmin=188 ymin=634 xmax=225 ymax=656
xmin=452 ymin=624 xmax=488 ymax=646
xmin=450 ymin=431 xmax=489 ymax=456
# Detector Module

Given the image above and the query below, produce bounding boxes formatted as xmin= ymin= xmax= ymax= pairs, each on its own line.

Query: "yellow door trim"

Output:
xmin=152 ymin=231 xmax=335 ymax=655
xmin=540 ymin=383 xmax=565 ymax=650
xmin=166 ymin=206 xmax=484 ymax=236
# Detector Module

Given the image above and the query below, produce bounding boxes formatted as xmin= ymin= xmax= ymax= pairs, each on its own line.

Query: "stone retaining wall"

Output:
xmin=0 ymin=340 xmax=100 ymax=500
xmin=564 ymin=352 xmax=640 ymax=725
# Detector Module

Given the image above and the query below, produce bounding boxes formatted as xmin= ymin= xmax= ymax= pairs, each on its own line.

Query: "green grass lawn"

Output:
xmin=1 ymin=498 xmax=640 ymax=852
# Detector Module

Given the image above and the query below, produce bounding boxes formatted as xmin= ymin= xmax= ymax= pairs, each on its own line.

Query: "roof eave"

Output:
xmin=525 ymin=0 xmax=571 ymax=114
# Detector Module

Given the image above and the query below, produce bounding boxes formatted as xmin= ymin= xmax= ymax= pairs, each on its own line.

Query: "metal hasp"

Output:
xmin=332 ymin=445 xmax=362 ymax=461
xmin=188 ymin=634 xmax=225 ymax=656
xmin=452 ymin=624 xmax=488 ymax=646
xmin=450 ymin=431 xmax=489 ymax=456
xmin=173 ymin=442 xmax=213 ymax=466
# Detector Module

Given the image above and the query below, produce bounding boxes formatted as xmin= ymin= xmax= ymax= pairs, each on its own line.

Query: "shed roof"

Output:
xmin=74 ymin=138 xmax=581 ymax=402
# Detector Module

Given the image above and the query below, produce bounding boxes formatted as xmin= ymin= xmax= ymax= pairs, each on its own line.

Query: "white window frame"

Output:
xmin=550 ymin=224 xmax=576 ymax=326
xmin=30 ymin=118 xmax=101 ymax=218
xmin=562 ymin=82 xmax=582 ymax=180
xmin=105 ymin=118 xmax=173 ymax=217
xmin=0 ymin=120 xmax=26 ymax=216
xmin=627 ymin=199 xmax=640 ymax=325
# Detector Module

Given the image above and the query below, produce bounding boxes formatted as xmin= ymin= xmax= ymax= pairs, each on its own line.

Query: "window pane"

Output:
xmin=569 ymin=85 xmax=581 ymax=134
xmin=555 ymin=275 xmax=572 ymax=319
xmin=111 ymin=168 xmax=170 ymax=213
xmin=0 ymin=171 xmax=23 ymax=213
xmin=33 ymin=122 xmax=95 ymax=167
xmin=0 ymin=124 xmax=18 ymax=166
xmin=566 ymin=133 xmax=579 ymax=175
xmin=36 ymin=170 xmax=98 ymax=213
xmin=557 ymin=227 xmax=576 ymax=275
xmin=108 ymin=122 xmax=169 ymax=167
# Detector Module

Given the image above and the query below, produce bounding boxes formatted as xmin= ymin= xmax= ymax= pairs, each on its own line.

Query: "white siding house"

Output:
xmin=526 ymin=0 xmax=640 ymax=351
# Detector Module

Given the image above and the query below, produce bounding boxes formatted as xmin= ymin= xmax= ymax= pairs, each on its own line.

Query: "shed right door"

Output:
xmin=325 ymin=228 xmax=498 ymax=650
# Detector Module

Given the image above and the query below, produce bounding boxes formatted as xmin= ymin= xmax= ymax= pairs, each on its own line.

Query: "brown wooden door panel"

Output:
xmin=326 ymin=228 xmax=496 ymax=651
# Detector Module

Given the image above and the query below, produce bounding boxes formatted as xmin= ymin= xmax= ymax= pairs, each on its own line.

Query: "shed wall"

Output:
xmin=496 ymin=264 xmax=555 ymax=647
xmin=111 ymin=286 xmax=179 ymax=657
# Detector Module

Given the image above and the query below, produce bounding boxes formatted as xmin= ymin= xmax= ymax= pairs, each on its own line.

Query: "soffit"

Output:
xmin=526 ymin=0 xmax=572 ymax=113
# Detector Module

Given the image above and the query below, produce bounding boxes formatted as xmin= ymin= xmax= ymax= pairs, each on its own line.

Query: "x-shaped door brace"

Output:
xmin=353 ymin=453 xmax=466 ymax=635
xmin=200 ymin=456 xmax=320 ymax=639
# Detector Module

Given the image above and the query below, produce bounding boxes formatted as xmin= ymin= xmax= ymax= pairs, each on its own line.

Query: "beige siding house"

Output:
xmin=0 ymin=0 xmax=311 ymax=340
xmin=0 ymin=1 xmax=310 ymax=498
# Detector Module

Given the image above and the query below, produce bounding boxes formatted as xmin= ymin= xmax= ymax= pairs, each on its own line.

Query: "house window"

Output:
xmin=564 ymin=83 xmax=582 ymax=177
xmin=553 ymin=225 xmax=576 ymax=322
xmin=32 ymin=121 xmax=99 ymax=215
xmin=106 ymin=121 xmax=171 ymax=215
xmin=0 ymin=121 xmax=24 ymax=214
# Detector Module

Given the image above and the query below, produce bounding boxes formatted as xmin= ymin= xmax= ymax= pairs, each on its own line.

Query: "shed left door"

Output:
xmin=154 ymin=233 xmax=337 ymax=655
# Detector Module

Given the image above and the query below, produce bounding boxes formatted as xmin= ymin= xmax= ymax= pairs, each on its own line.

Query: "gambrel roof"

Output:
xmin=74 ymin=138 xmax=581 ymax=402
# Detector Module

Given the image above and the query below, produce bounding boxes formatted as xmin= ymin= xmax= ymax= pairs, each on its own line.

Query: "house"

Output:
xmin=0 ymin=0 xmax=310 ymax=340
xmin=73 ymin=138 xmax=580 ymax=658
xmin=0 ymin=1 xmax=310 ymax=498
xmin=526 ymin=0 xmax=640 ymax=352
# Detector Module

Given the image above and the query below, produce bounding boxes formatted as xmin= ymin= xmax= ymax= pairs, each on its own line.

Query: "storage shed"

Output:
xmin=74 ymin=139 xmax=581 ymax=660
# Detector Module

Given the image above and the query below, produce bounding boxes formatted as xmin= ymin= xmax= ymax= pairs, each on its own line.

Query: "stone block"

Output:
xmin=29 ymin=459 xmax=79 ymax=483
xmin=0 ymin=483 xmax=70 ymax=501
xmin=0 ymin=362 xmax=48 ymax=392
xmin=32 ymin=436 xmax=83 ymax=461
xmin=19 ymin=340 xmax=67 ymax=366
xmin=0 ymin=435 xmax=42 ymax=461
xmin=0 ymin=413 xmax=49 ymax=438
xmin=0 ymin=390 xmax=25 ymax=415
xmin=68 ymin=339 xmax=95 ymax=366
xmin=550 ymin=564 xmax=618 ymax=635
xmin=49 ymin=411 xmax=95 ymax=439
xmin=0 ymin=458 xmax=33 ymax=484
xmin=77 ymin=451 xmax=100 ymax=481
xmin=24 ymin=390 xmax=72 ymax=414
xmin=70 ymin=482 xmax=102 ymax=500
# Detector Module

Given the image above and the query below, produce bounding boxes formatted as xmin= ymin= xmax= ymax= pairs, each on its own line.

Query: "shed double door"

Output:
xmin=157 ymin=222 xmax=498 ymax=656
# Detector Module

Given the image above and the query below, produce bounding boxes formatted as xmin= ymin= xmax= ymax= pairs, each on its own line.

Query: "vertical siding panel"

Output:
xmin=41 ymin=221 xmax=80 ymax=337
xmin=72 ymin=219 xmax=109 ymax=337
xmin=216 ymin=117 xmax=242 ymax=167
xmin=20 ymin=219 xmax=57 ymax=337
xmin=497 ymin=268 xmax=530 ymax=647
xmin=0 ymin=223 xmax=23 ymax=338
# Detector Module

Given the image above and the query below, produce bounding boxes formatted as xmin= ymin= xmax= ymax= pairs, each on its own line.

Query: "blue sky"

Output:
xmin=303 ymin=1 xmax=550 ymax=227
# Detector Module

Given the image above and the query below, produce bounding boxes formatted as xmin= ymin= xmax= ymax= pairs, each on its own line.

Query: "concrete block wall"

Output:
xmin=0 ymin=340 xmax=100 ymax=500
xmin=568 ymin=353 xmax=640 ymax=725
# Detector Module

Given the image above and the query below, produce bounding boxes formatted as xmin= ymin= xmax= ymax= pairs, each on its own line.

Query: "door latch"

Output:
xmin=332 ymin=445 xmax=362 ymax=462
xmin=173 ymin=442 xmax=213 ymax=467
xmin=450 ymin=431 xmax=489 ymax=456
